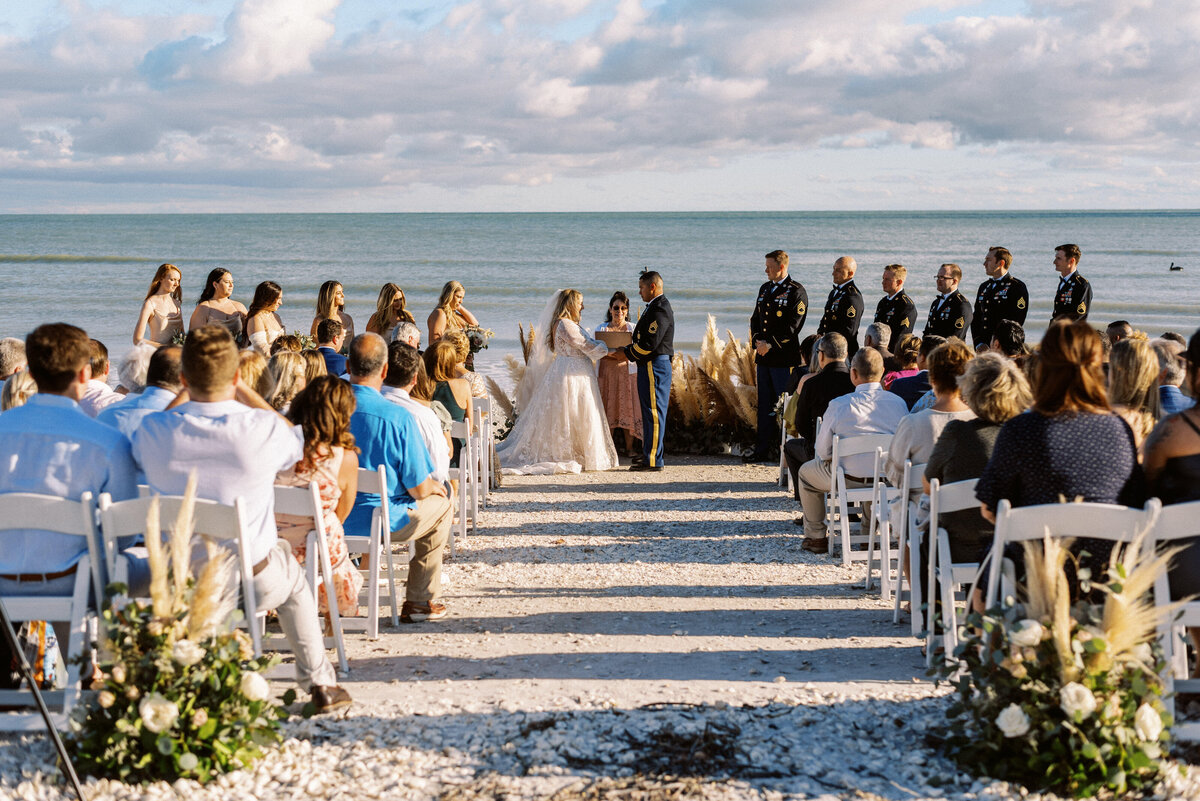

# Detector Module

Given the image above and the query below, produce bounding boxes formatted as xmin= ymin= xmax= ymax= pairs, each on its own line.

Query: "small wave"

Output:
xmin=0 ymin=254 xmax=159 ymax=264
xmin=1090 ymin=249 xmax=1197 ymax=257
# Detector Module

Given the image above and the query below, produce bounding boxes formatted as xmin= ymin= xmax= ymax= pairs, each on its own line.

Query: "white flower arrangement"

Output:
xmin=138 ymin=694 xmax=180 ymax=734
xmin=1059 ymin=682 xmax=1098 ymax=721
xmin=171 ymin=638 xmax=206 ymax=667
xmin=995 ymin=704 xmax=1031 ymax=738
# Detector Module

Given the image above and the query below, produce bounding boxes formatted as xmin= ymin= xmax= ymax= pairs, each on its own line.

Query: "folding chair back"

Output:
xmin=778 ymin=392 xmax=792 ymax=490
xmin=0 ymin=492 xmax=100 ymax=731
xmin=1149 ymin=499 xmax=1200 ymax=740
xmin=473 ymin=396 xmax=494 ymax=505
xmin=447 ymin=420 xmax=474 ymax=555
xmin=831 ymin=433 xmax=892 ymax=566
xmin=868 ymin=456 xmax=925 ymax=600
xmin=927 ymin=477 xmax=982 ymax=663
xmin=347 ymin=465 xmax=401 ymax=636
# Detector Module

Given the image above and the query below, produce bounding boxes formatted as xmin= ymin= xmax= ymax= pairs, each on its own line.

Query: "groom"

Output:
xmin=624 ymin=271 xmax=674 ymax=471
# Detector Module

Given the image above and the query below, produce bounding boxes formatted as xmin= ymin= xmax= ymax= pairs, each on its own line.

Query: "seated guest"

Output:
xmin=1108 ymin=337 xmax=1161 ymax=451
xmin=1107 ymin=320 xmax=1133 ymax=346
xmin=316 ymin=319 xmax=348 ymax=377
xmin=300 ymin=349 xmax=328 ymax=384
xmin=443 ymin=330 xmax=487 ymax=399
xmin=1 ymin=337 xmax=27 ymax=379
xmin=977 ymin=320 xmax=1145 ymax=595
xmin=783 ymin=334 xmax=854 ymax=496
xmin=863 ymin=322 xmax=896 ymax=373
xmin=132 ymin=325 xmax=351 ymax=712
xmin=260 ymin=351 xmax=307 ymax=414
xmin=95 ymin=346 xmax=183 ymax=438
xmin=1152 ymin=338 xmax=1194 ymax=415
xmin=0 ymin=323 xmax=138 ymax=678
xmin=269 ymin=334 xmax=303 ymax=356
xmin=1162 ymin=331 xmax=1187 ymax=347
xmin=785 ymin=334 xmax=822 ymax=395
xmin=795 ymin=348 xmax=908 ymax=554
xmin=882 ymin=333 xmax=919 ymax=387
xmin=424 ymin=340 xmax=473 ymax=467
xmin=3 ymin=371 xmax=37 ymax=411
xmin=79 ymin=339 xmax=124 ymax=417
xmin=344 ymin=333 xmax=453 ymax=623
xmin=888 ymin=335 xmax=944 ymax=407
xmin=381 ymin=342 xmax=451 ymax=487
xmin=989 ymin=319 xmax=1027 ymax=361
xmin=1144 ymin=328 xmax=1200 ymax=674
xmin=238 ymin=349 xmax=267 ymax=391
xmin=391 ymin=321 xmax=421 ymax=349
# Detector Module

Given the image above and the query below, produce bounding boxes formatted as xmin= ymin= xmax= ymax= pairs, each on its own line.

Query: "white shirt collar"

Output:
xmin=1060 ymin=269 xmax=1077 ymax=283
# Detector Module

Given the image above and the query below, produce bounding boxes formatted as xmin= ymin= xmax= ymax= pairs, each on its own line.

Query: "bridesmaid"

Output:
xmin=133 ymin=263 xmax=183 ymax=348
xmin=428 ymin=280 xmax=480 ymax=368
xmin=596 ymin=291 xmax=642 ymax=456
xmin=366 ymin=283 xmax=415 ymax=336
xmin=189 ymin=268 xmax=247 ymax=340
xmin=245 ymin=281 xmax=286 ymax=356
xmin=310 ymin=281 xmax=355 ymax=347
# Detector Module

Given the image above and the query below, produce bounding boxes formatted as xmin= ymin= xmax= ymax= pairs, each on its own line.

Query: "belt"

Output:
xmin=252 ymin=556 xmax=270 ymax=576
xmin=0 ymin=565 xmax=78 ymax=582
xmin=845 ymin=474 xmax=872 ymax=483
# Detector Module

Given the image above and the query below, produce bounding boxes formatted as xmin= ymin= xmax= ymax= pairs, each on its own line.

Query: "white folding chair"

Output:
xmin=831 ymin=433 xmax=892 ymax=566
xmin=346 ymin=465 xmax=402 ymax=637
xmin=865 ymin=457 xmax=925 ymax=600
xmin=273 ymin=483 xmax=349 ymax=674
xmin=778 ymin=393 xmax=792 ymax=490
xmin=985 ymin=498 xmax=1161 ymax=609
xmin=0 ymin=492 xmax=101 ymax=731
xmin=473 ymin=396 xmax=494 ymax=506
xmin=447 ymin=420 xmax=476 ymax=555
xmin=1150 ymin=500 xmax=1200 ymax=740
xmin=97 ymin=494 xmax=263 ymax=656
xmin=927 ymin=478 xmax=983 ymax=665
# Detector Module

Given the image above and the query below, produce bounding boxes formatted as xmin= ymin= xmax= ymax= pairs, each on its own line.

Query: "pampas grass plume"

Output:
xmin=187 ymin=541 xmax=236 ymax=642
xmin=143 ymin=497 xmax=171 ymax=619
xmin=169 ymin=471 xmax=198 ymax=610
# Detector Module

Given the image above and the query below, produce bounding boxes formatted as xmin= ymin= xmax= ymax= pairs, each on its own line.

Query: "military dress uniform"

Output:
xmin=874 ymin=291 xmax=917 ymax=352
xmin=1052 ymin=271 xmax=1093 ymax=321
xmin=749 ymin=276 xmax=808 ymax=458
xmin=971 ymin=273 xmax=1028 ymax=347
xmin=817 ymin=280 xmax=864 ymax=358
xmin=624 ymin=294 xmax=674 ymax=469
xmin=923 ymin=290 xmax=973 ymax=340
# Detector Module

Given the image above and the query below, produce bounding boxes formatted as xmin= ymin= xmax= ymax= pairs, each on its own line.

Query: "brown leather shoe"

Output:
xmin=400 ymin=600 xmax=448 ymax=623
xmin=310 ymin=684 xmax=352 ymax=713
xmin=801 ymin=537 xmax=829 ymax=554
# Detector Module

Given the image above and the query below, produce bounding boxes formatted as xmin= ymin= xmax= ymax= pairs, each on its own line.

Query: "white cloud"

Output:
xmin=216 ymin=0 xmax=340 ymax=83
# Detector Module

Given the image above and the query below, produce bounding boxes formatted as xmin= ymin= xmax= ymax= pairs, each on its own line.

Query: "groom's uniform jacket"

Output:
xmin=750 ymin=276 xmax=807 ymax=368
xmin=624 ymin=295 xmax=674 ymax=361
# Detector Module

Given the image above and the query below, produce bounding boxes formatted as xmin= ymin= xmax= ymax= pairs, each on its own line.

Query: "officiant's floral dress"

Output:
xmin=596 ymin=320 xmax=642 ymax=439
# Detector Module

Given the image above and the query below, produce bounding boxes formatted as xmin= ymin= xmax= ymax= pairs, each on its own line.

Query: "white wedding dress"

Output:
xmin=496 ymin=318 xmax=619 ymax=474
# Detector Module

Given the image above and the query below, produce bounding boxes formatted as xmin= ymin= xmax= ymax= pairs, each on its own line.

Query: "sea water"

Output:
xmin=1 ymin=211 xmax=1197 ymax=383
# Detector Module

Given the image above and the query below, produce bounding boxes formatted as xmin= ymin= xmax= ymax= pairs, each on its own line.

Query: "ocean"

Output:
xmin=1 ymin=211 xmax=1197 ymax=384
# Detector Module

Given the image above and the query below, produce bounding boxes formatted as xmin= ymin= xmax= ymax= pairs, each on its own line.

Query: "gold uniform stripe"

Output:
xmin=632 ymin=343 xmax=652 ymax=356
xmin=646 ymin=365 xmax=659 ymax=468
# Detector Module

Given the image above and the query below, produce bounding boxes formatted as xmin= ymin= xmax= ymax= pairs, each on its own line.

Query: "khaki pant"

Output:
xmin=255 ymin=541 xmax=338 ymax=688
xmin=390 ymin=494 xmax=452 ymax=603
xmin=797 ymin=458 xmax=871 ymax=540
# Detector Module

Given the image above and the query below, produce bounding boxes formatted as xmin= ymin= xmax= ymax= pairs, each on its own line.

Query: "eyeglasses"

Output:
xmin=612 ymin=305 xmax=628 ymax=311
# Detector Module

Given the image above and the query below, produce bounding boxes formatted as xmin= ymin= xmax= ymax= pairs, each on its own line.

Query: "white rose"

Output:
xmin=110 ymin=664 xmax=126 ymax=684
xmin=171 ymin=639 xmax=206 ymax=667
xmin=1009 ymin=620 xmax=1045 ymax=648
xmin=138 ymin=693 xmax=179 ymax=734
xmin=98 ymin=690 xmax=116 ymax=709
xmin=996 ymin=704 xmax=1031 ymax=738
xmin=1060 ymin=682 xmax=1098 ymax=720
xmin=1134 ymin=703 xmax=1164 ymax=742
xmin=240 ymin=671 xmax=271 ymax=702
xmin=1131 ymin=642 xmax=1154 ymax=665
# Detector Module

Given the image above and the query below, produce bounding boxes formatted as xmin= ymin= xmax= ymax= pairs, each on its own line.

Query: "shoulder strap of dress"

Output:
xmin=1178 ymin=410 xmax=1200 ymax=437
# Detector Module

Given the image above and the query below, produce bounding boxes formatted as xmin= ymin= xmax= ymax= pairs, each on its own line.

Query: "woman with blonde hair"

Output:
xmin=238 ymin=350 xmax=267 ymax=391
xmin=424 ymin=340 xmax=473 ymax=467
xmin=133 ymin=263 xmax=183 ymax=348
xmin=260 ymin=350 xmax=308 ymax=413
xmin=309 ymin=280 xmax=354 ymax=348
xmin=442 ymin=330 xmax=487 ymax=399
xmin=300 ymin=349 xmax=328 ymax=384
xmin=245 ymin=281 xmax=286 ymax=356
xmin=427 ymin=281 xmax=479 ymax=362
xmin=495 ymin=289 xmax=618 ymax=472
xmin=1108 ymin=337 xmax=1161 ymax=450
xmin=275 ymin=376 xmax=363 ymax=619
xmin=1 ymin=371 xmax=37 ymax=412
xmin=366 ymin=283 xmax=414 ymax=336
xmin=189 ymin=268 xmax=247 ymax=339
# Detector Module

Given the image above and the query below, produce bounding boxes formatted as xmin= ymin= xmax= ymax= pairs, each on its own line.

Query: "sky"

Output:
xmin=1 ymin=0 xmax=1198 ymax=213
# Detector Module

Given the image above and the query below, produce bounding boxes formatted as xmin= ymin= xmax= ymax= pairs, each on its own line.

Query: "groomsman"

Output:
xmin=816 ymin=256 xmax=864 ymax=358
xmin=924 ymin=263 xmax=972 ymax=339
xmin=1052 ymin=244 xmax=1092 ymax=321
xmin=971 ymin=246 xmax=1028 ymax=348
xmin=746 ymin=250 xmax=808 ymax=463
xmin=873 ymin=263 xmax=917 ymax=352
xmin=624 ymin=271 xmax=674 ymax=472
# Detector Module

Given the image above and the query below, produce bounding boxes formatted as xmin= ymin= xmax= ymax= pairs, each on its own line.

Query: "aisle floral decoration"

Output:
xmin=933 ymin=533 xmax=1176 ymax=797
xmin=464 ymin=324 xmax=495 ymax=354
xmin=69 ymin=476 xmax=291 ymax=783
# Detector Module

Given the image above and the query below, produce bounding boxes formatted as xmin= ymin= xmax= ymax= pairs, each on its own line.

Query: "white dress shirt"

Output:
xmin=815 ymin=382 xmax=910 ymax=477
xmin=380 ymin=385 xmax=451 ymax=485
xmin=79 ymin=378 xmax=124 ymax=417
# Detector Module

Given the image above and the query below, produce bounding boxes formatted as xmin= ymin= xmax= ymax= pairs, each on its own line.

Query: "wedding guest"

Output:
xmin=132 ymin=325 xmax=350 ymax=711
xmin=443 ymin=330 xmax=486 ymax=399
xmin=1106 ymin=320 xmax=1133 ymax=346
xmin=888 ymin=335 xmax=945 ymax=409
xmin=391 ymin=321 xmax=421 ymax=348
xmin=989 ymin=319 xmax=1027 ymax=360
xmin=189 ymin=268 xmax=246 ymax=339
xmin=270 ymin=334 xmax=303 ymax=355
xmin=815 ymin=256 xmax=863 ymax=359
xmin=275 ymin=376 xmax=363 ymax=619
xmin=316 ymin=319 xmax=348 ymax=377
xmin=1108 ymin=337 xmax=1161 ymax=451
xmin=382 ymin=342 xmax=451 ymax=487
xmin=863 ymin=322 xmax=895 ymax=373
xmin=1143 ymin=329 xmax=1200 ymax=673
xmin=366 ymin=283 xmax=414 ymax=336
xmin=95 ymin=346 xmax=183 ymax=438
xmin=310 ymin=281 xmax=355 ymax=348
xmin=260 ymin=350 xmax=307 ymax=413
xmin=977 ymin=320 xmax=1144 ymax=592
xmin=245 ymin=281 xmax=286 ymax=356
xmin=597 ymin=291 xmax=642 ymax=457
xmin=882 ymin=334 xmax=920 ymax=388
xmin=795 ymin=348 xmax=908 ymax=554
xmin=133 ymin=263 xmax=183 ymax=349
xmin=238 ymin=350 xmax=267 ymax=392
xmin=425 ymin=339 xmax=472 ymax=467
xmin=300 ymin=349 xmax=327 ymax=385
xmin=1 ymin=370 xmax=36 ymax=411
xmin=784 ymin=335 xmax=823 ymax=399
xmin=79 ymin=339 xmax=124 ymax=417
xmin=428 ymin=280 xmax=479 ymax=368
xmin=1162 ymin=331 xmax=1187 ymax=347
xmin=782 ymin=333 xmax=853 ymax=497
xmin=344 ymin=333 xmax=452 ymax=623
xmin=0 ymin=337 xmax=26 ymax=379
xmin=1152 ymin=338 xmax=1193 ymax=415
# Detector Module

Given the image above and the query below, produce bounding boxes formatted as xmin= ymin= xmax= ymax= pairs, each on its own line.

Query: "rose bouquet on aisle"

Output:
xmin=69 ymin=476 xmax=292 ymax=783
xmin=934 ymin=534 xmax=1175 ymax=797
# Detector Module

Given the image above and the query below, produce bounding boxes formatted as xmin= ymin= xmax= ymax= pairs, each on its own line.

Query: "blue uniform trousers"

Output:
xmin=755 ymin=363 xmax=793 ymax=455
xmin=637 ymin=355 xmax=671 ymax=467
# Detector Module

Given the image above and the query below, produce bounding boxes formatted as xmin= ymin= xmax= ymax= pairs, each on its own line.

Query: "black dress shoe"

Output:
xmin=630 ymin=463 xmax=663 ymax=472
xmin=631 ymin=454 xmax=646 ymax=465
xmin=741 ymin=452 xmax=769 ymax=464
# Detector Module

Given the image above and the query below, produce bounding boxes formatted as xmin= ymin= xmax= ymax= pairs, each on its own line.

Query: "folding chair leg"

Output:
xmin=366 ymin=523 xmax=381 ymax=640
xmin=384 ymin=536 xmax=400 ymax=628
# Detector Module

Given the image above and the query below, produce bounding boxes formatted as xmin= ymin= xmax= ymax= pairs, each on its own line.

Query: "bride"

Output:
xmin=497 ymin=289 xmax=620 ymax=473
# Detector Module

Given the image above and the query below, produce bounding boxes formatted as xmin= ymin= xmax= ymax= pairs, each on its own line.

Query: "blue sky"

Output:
xmin=1 ymin=0 xmax=1196 ymax=212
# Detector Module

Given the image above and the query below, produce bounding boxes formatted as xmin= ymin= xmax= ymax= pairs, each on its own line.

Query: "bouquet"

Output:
xmin=69 ymin=476 xmax=291 ymax=783
xmin=464 ymin=324 xmax=494 ymax=354
xmin=933 ymin=534 xmax=1175 ymax=797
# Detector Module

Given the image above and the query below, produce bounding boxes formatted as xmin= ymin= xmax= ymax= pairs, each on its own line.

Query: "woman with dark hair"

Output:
xmin=189 ymin=268 xmax=247 ymax=339
xmin=134 ymin=263 xmax=183 ymax=348
xmin=596 ymin=291 xmax=641 ymax=455
xmin=310 ymin=281 xmax=355 ymax=347
xmin=276 ymin=376 xmax=363 ymax=619
xmin=366 ymin=283 xmax=414 ymax=336
xmin=245 ymin=281 xmax=285 ymax=356
xmin=977 ymin=319 xmax=1145 ymax=588
xmin=882 ymin=334 xmax=921 ymax=388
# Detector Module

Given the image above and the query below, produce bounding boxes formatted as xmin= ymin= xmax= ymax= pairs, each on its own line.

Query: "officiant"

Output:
xmin=624 ymin=271 xmax=674 ymax=472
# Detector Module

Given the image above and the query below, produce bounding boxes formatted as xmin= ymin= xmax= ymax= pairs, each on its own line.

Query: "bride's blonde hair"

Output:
xmin=546 ymin=289 xmax=582 ymax=352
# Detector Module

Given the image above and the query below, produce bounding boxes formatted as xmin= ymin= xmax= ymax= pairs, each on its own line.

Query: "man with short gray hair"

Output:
xmin=391 ymin=321 xmax=421 ymax=349
xmin=863 ymin=322 xmax=895 ymax=372
xmin=1152 ymin=338 xmax=1194 ymax=415
xmin=782 ymin=333 xmax=855 ymax=497
xmin=0 ymin=337 xmax=25 ymax=379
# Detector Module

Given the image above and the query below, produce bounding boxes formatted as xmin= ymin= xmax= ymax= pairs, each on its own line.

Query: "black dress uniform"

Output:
xmin=817 ymin=280 xmax=864 ymax=357
xmin=923 ymin=290 xmax=972 ymax=340
xmin=874 ymin=291 xmax=917 ymax=352
xmin=971 ymin=273 xmax=1028 ymax=347
xmin=624 ymin=294 xmax=674 ymax=469
xmin=749 ymin=276 xmax=808 ymax=458
xmin=1052 ymin=271 xmax=1093 ymax=321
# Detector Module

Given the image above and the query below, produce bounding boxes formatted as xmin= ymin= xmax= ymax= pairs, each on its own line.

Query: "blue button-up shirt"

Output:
xmin=95 ymin=386 xmax=177 ymax=438
xmin=1160 ymin=385 xmax=1196 ymax=416
xmin=0 ymin=394 xmax=138 ymax=574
